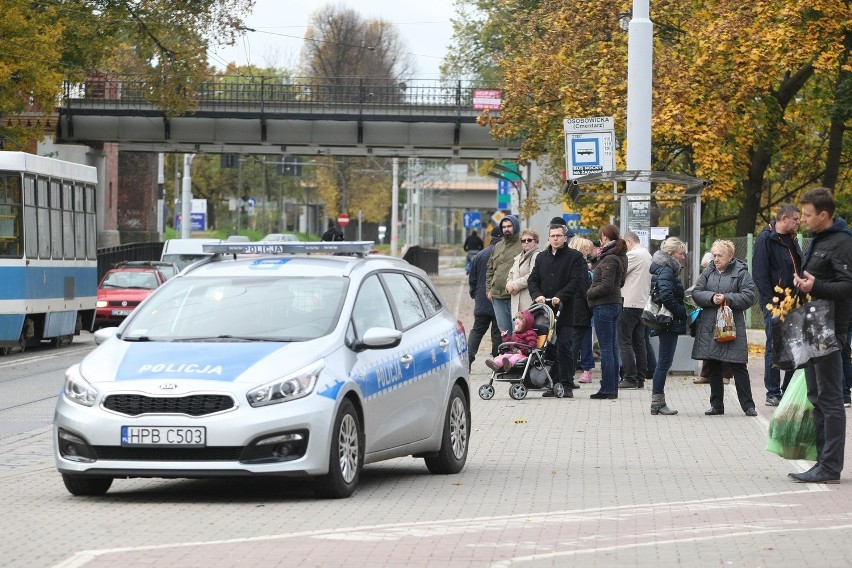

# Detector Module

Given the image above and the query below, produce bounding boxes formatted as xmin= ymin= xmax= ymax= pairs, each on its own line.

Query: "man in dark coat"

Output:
xmin=788 ymin=187 xmax=852 ymax=484
xmin=467 ymin=226 xmax=503 ymax=371
xmin=463 ymin=230 xmax=484 ymax=274
xmin=528 ymin=223 xmax=587 ymax=397
xmin=752 ymin=204 xmax=802 ymax=406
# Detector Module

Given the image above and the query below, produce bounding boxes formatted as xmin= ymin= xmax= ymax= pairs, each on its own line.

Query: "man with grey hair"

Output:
xmin=618 ymin=231 xmax=653 ymax=389
xmin=752 ymin=203 xmax=802 ymax=406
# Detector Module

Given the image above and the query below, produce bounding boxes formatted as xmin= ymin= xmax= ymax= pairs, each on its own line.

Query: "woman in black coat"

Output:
xmin=586 ymin=224 xmax=627 ymax=399
xmin=648 ymin=237 xmax=689 ymax=415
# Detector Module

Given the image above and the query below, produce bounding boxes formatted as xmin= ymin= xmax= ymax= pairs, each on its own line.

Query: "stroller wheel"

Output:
xmin=478 ymin=384 xmax=495 ymax=400
xmin=553 ymin=383 xmax=566 ymax=398
xmin=509 ymin=383 xmax=527 ymax=400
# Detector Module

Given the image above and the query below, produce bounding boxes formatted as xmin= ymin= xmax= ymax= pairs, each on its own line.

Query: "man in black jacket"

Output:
xmin=789 ymin=188 xmax=852 ymax=484
xmin=528 ymin=224 xmax=587 ymax=397
xmin=467 ymin=227 xmax=503 ymax=370
xmin=752 ymin=204 xmax=802 ymax=405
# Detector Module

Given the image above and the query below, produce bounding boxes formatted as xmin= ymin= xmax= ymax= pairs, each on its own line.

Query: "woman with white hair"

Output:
xmin=648 ymin=237 xmax=690 ymax=415
xmin=691 ymin=239 xmax=758 ymax=416
xmin=693 ymin=251 xmax=732 ymax=385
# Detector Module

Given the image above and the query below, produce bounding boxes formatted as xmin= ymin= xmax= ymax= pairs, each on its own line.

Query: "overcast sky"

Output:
xmin=208 ymin=1 xmax=459 ymax=78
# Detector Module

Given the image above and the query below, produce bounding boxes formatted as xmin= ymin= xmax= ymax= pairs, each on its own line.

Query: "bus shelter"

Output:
xmin=567 ymin=170 xmax=710 ymax=290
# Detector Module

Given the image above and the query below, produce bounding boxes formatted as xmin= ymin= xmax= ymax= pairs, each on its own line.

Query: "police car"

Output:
xmin=54 ymin=241 xmax=470 ymax=498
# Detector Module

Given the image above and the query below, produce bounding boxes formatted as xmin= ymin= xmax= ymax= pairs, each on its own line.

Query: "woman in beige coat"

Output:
xmin=506 ymin=229 xmax=541 ymax=314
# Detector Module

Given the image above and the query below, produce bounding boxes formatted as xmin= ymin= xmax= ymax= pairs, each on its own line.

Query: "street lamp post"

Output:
xmin=625 ymin=0 xmax=654 ymax=233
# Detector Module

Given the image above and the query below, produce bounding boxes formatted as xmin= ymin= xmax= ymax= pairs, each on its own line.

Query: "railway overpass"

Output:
xmin=54 ymin=77 xmax=520 ymax=160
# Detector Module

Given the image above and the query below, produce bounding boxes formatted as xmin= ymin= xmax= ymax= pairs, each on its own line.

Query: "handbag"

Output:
xmin=714 ymin=300 xmax=736 ymax=342
xmin=641 ymin=283 xmax=674 ymax=331
xmin=765 ymin=369 xmax=817 ymax=460
xmin=772 ymin=298 xmax=840 ymax=370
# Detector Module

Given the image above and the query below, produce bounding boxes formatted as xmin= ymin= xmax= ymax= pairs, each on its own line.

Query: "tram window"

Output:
xmin=74 ymin=184 xmax=85 ymax=259
xmin=85 ymin=186 xmax=96 ymax=259
xmin=0 ymin=173 xmax=23 ymax=258
xmin=37 ymin=178 xmax=50 ymax=259
xmin=49 ymin=180 xmax=62 ymax=259
xmin=62 ymin=182 xmax=73 ymax=259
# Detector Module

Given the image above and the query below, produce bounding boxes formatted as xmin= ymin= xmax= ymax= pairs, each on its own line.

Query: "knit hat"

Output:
xmin=549 ymin=216 xmax=567 ymax=226
xmin=491 ymin=225 xmax=503 ymax=238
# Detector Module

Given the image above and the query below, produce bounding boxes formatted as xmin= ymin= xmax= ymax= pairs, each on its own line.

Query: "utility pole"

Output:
xmin=180 ymin=154 xmax=195 ymax=238
xmin=625 ymin=0 xmax=653 ymax=231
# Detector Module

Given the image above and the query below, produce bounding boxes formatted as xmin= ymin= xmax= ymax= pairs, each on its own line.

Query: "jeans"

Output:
xmin=492 ymin=297 xmax=513 ymax=334
xmin=762 ymin=308 xmax=792 ymax=398
xmin=804 ymin=336 xmax=846 ymax=474
xmin=593 ymin=303 xmax=622 ymax=394
xmin=708 ymin=360 xmax=755 ymax=411
xmin=467 ymin=314 xmax=501 ymax=369
xmin=645 ymin=326 xmax=657 ymax=378
xmin=618 ymin=307 xmax=647 ymax=383
xmin=572 ymin=326 xmax=594 ymax=371
xmin=652 ymin=331 xmax=678 ymax=395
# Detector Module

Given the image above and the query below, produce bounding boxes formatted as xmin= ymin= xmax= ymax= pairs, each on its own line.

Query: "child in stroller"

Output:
xmin=484 ymin=310 xmax=538 ymax=373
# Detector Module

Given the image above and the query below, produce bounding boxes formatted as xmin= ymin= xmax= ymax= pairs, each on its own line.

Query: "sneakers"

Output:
xmin=618 ymin=380 xmax=639 ymax=389
xmin=693 ymin=376 xmax=710 ymax=384
xmin=578 ymin=370 xmax=593 ymax=383
xmin=766 ymin=396 xmax=781 ymax=407
xmin=745 ymin=407 xmax=758 ymax=416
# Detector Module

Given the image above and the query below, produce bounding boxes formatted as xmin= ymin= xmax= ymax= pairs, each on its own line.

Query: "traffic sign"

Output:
xmin=497 ymin=178 xmax=512 ymax=210
xmin=337 ymin=212 xmax=350 ymax=226
xmin=563 ymin=117 xmax=615 ymax=180
xmin=463 ymin=212 xmax=482 ymax=229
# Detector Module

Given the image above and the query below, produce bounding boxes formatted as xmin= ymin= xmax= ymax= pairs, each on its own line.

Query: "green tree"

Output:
xmin=451 ymin=0 xmax=850 ymax=235
xmin=0 ymin=0 xmax=255 ymax=149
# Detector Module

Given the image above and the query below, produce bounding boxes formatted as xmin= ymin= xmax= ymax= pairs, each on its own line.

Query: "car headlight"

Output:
xmin=247 ymin=360 xmax=324 ymax=407
xmin=96 ymin=300 xmax=108 ymax=308
xmin=63 ymin=365 xmax=98 ymax=407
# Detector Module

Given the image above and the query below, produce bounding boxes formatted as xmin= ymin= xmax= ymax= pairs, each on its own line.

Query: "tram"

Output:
xmin=0 ymin=152 xmax=98 ymax=354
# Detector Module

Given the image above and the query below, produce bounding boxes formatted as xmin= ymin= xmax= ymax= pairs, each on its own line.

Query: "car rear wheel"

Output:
xmin=62 ymin=474 xmax=113 ymax=496
xmin=425 ymin=384 xmax=469 ymax=474
xmin=314 ymin=399 xmax=362 ymax=499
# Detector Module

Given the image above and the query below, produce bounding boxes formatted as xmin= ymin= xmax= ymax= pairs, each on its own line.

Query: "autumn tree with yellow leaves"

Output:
xmin=0 ymin=0 xmax=254 ymax=149
xmin=452 ymin=0 xmax=850 ymax=235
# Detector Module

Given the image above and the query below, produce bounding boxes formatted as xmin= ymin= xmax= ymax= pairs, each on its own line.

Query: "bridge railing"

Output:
xmin=61 ymin=76 xmax=498 ymax=116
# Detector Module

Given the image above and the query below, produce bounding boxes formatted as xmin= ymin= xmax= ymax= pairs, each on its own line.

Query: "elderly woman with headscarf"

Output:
xmin=691 ymin=239 xmax=758 ymax=416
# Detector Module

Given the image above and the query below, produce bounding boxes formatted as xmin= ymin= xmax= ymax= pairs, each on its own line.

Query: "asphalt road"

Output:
xmin=2 ymin=271 xmax=851 ymax=567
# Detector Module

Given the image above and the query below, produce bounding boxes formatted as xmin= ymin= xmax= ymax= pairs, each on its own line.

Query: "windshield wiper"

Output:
xmin=122 ymin=335 xmax=155 ymax=342
xmin=171 ymin=335 xmax=295 ymax=343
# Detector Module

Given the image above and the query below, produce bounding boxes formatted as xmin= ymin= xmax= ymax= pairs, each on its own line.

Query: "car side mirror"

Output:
xmin=352 ymin=327 xmax=402 ymax=352
xmin=93 ymin=327 xmax=118 ymax=345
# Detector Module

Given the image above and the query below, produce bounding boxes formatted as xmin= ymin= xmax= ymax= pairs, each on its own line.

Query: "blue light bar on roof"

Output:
xmin=202 ymin=241 xmax=375 ymax=256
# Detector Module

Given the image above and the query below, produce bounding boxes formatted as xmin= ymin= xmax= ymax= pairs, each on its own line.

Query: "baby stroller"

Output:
xmin=478 ymin=302 xmax=566 ymax=400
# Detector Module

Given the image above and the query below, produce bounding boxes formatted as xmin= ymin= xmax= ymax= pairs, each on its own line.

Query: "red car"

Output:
xmin=94 ymin=262 xmax=175 ymax=329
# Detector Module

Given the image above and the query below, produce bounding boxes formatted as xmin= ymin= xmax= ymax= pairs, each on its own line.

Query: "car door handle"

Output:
xmin=439 ymin=338 xmax=450 ymax=350
xmin=400 ymin=354 xmax=414 ymax=368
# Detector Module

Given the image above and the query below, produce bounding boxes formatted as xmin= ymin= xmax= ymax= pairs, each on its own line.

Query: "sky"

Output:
xmin=208 ymin=0 xmax=459 ymax=79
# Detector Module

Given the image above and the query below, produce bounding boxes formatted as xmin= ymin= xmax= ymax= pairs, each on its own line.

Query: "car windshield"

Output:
xmin=162 ymin=253 xmax=214 ymax=271
xmin=101 ymin=271 xmax=159 ymax=290
xmin=122 ymin=275 xmax=348 ymax=342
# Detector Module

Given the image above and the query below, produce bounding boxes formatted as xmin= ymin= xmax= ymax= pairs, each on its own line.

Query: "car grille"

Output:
xmin=103 ymin=394 xmax=235 ymax=416
xmin=93 ymin=446 xmax=242 ymax=461
xmin=108 ymin=300 xmax=141 ymax=307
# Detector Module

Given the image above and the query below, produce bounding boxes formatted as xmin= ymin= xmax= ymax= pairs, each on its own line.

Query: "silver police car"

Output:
xmin=54 ymin=242 xmax=470 ymax=498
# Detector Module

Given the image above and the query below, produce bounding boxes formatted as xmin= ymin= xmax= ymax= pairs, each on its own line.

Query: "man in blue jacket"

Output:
xmin=789 ymin=188 xmax=852 ymax=483
xmin=752 ymin=204 xmax=802 ymax=406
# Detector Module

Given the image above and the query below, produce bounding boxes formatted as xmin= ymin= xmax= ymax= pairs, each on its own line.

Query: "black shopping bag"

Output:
xmin=772 ymin=299 xmax=840 ymax=370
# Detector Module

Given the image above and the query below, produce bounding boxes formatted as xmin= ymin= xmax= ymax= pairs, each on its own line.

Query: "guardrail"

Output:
xmin=61 ymin=76 xmax=499 ymax=116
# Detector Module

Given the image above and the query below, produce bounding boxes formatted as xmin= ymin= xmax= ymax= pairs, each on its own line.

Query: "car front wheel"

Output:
xmin=62 ymin=474 xmax=113 ymax=496
xmin=314 ymin=398 xmax=362 ymax=499
xmin=425 ymin=383 xmax=469 ymax=474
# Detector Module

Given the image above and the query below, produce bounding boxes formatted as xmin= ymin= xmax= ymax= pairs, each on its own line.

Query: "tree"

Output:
xmin=0 ymin=0 xmax=255 ymax=149
xmin=299 ymin=4 xmax=416 ymax=223
xmin=452 ymin=0 xmax=850 ymax=235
